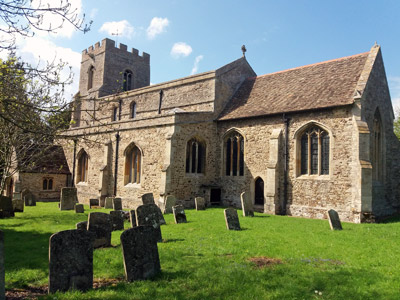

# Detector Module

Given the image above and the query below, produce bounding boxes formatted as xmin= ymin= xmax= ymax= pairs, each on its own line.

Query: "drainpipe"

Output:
xmin=118 ymin=99 xmax=122 ymax=120
xmin=113 ymin=132 xmax=120 ymax=196
xmin=282 ymin=114 xmax=290 ymax=215
xmin=71 ymin=139 xmax=77 ymax=187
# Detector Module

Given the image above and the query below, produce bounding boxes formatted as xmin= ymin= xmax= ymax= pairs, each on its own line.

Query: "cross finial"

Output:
xmin=241 ymin=45 xmax=247 ymax=57
xmin=112 ymin=29 xmax=120 ymax=45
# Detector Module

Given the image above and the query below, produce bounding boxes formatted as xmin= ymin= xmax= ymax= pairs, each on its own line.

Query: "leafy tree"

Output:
xmin=394 ymin=108 xmax=400 ymax=140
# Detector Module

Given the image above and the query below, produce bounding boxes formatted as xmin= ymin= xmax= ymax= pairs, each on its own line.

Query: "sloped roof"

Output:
xmin=218 ymin=51 xmax=370 ymax=120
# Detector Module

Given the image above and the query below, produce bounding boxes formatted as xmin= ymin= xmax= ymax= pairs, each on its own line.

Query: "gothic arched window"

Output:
xmin=372 ymin=109 xmax=383 ymax=181
xmin=88 ymin=66 xmax=94 ymax=90
xmin=123 ymin=70 xmax=133 ymax=91
xmin=185 ymin=138 xmax=206 ymax=174
xmin=225 ymin=131 xmax=244 ymax=176
xmin=124 ymin=144 xmax=141 ymax=184
xmin=300 ymin=126 xmax=330 ymax=175
xmin=77 ymin=150 xmax=89 ymax=183
xmin=130 ymin=102 xmax=137 ymax=119
xmin=112 ymin=106 xmax=118 ymax=122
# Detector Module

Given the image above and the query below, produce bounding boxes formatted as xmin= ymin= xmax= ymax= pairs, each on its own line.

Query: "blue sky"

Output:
xmin=9 ymin=0 xmax=400 ymax=109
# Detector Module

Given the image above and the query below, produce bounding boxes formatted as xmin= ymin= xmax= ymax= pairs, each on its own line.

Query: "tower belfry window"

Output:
xmin=88 ymin=66 xmax=94 ymax=90
xmin=123 ymin=70 xmax=133 ymax=91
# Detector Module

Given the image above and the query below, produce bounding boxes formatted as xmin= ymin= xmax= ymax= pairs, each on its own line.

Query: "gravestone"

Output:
xmin=60 ymin=187 xmax=77 ymax=211
xmin=172 ymin=205 xmax=187 ymax=224
xmin=121 ymin=210 xmax=130 ymax=221
xmin=0 ymin=196 xmax=14 ymax=218
xmin=104 ymin=197 xmax=114 ymax=209
xmin=141 ymin=193 xmax=155 ymax=205
xmin=113 ymin=198 xmax=122 ymax=210
xmin=136 ymin=204 xmax=163 ymax=242
xmin=110 ymin=210 xmax=124 ymax=231
xmin=48 ymin=229 xmax=94 ymax=293
xmin=75 ymin=204 xmax=84 ymax=213
xmin=12 ymin=199 xmax=24 ymax=213
xmin=23 ymin=190 xmax=36 ymax=206
xmin=120 ymin=226 xmax=161 ymax=281
xmin=240 ymin=192 xmax=254 ymax=217
xmin=99 ymin=197 xmax=105 ymax=207
xmin=129 ymin=210 xmax=137 ymax=228
xmin=87 ymin=212 xmax=112 ymax=248
xmin=164 ymin=195 xmax=176 ymax=214
xmin=0 ymin=230 xmax=4 ymax=300
xmin=195 ymin=197 xmax=206 ymax=210
xmin=224 ymin=208 xmax=241 ymax=230
xmin=89 ymin=199 xmax=99 ymax=209
xmin=327 ymin=209 xmax=343 ymax=230
xmin=76 ymin=221 xmax=87 ymax=231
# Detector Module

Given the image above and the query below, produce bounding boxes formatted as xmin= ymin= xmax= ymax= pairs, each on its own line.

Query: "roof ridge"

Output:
xmin=249 ymin=51 xmax=370 ymax=80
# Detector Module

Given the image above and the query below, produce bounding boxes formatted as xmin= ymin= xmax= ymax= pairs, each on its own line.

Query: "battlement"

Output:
xmin=82 ymin=38 xmax=150 ymax=63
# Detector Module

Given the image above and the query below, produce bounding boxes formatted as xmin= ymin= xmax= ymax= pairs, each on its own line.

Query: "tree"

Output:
xmin=394 ymin=108 xmax=400 ymax=140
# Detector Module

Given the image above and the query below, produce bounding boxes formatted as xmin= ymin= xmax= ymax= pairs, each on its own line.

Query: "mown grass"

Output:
xmin=2 ymin=202 xmax=400 ymax=299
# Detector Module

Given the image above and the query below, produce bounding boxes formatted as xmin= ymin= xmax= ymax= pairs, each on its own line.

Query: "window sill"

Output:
xmin=296 ymin=174 xmax=330 ymax=181
xmin=41 ymin=190 xmax=54 ymax=192
xmin=124 ymin=183 xmax=141 ymax=189
xmin=76 ymin=182 xmax=88 ymax=186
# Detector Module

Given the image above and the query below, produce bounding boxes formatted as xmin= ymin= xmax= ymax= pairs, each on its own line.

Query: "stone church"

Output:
xmin=61 ymin=38 xmax=400 ymax=223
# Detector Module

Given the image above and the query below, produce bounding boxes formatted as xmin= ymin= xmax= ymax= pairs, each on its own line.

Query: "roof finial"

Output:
xmin=374 ymin=41 xmax=378 ymax=48
xmin=241 ymin=45 xmax=247 ymax=57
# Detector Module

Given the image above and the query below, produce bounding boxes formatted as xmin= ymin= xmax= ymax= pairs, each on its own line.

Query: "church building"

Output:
xmin=61 ymin=38 xmax=400 ymax=223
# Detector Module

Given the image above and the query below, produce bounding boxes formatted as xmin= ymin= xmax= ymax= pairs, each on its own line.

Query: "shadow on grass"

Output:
xmin=162 ymin=238 xmax=185 ymax=243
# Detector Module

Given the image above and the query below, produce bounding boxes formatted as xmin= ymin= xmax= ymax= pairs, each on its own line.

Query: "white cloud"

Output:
xmin=99 ymin=20 xmax=135 ymax=39
xmin=171 ymin=42 xmax=192 ymax=58
xmin=191 ymin=55 xmax=204 ymax=75
xmin=146 ymin=17 xmax=169 ymax=39
xmin=89 ymin=8 xmax=98 ymax=19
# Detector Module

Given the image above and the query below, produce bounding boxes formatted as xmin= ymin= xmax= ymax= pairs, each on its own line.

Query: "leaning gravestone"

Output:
xmin=113 ymin=198 xmax=122 ymax=210
xmin=172 ymin=205 xmax=187 ymax=224
xmin=89 ymin=199 xmax=99 ymax=209
xmin=120 ymin=226 xmax=161 ymax=281
xmin=164 ymin=195 xmax=176 ymax=214
xmin=224 ymin=208 xmax=241 ymax=230
xmin=104 ymin=197 xmax=114 ymax=209
xmin=48 ymin=229 xmax=94 ymax=293
xmin=0 ymin=230 xmax=4 ymax=300
xmin=12 ymin=199 xmax=24 ymax=213
xmin=75 ymin=204 xmax=84 ymax=213
xmin=60 ymin=187 xmax=77 ymax=211
xmin=327 ymin=209 xmax=343 ymax=230
xmin=195 ymin=197 xmax=206 ymax=211
xmin=141 ymin=193 xmax=155 ymax=205
xmin=23 ymin=190 xmax=36 ymax=206
xmin=136 ymin=204 xmax=164 ymax=242
xmin=110 ymin=211 xmax=124 ymax=231
xmin=76 ymin=221 xmax=87 ymax=231
xmin=0 ymin=196 xmax=14 ymax=218
xmin=129 ymin=210 xmax=137 ymax=228
xmin=240 ymin=192 xmax=254 ymax=217
xmin=87 ymin=212 xmax=112 ymax=248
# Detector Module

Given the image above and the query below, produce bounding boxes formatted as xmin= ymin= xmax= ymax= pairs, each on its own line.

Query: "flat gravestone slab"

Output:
xmin=164 ymin=195 xmax=176 ymax=214
xmin=172 ymin=205 xmax=187 ymax=224
xmin=0 ymin=230 xmax=4 ymax=300
xmin=89 ymin=199 xmax=99 ymax=209
xmin=60 ymin=188 xmax=77 ymax=211
xmin=110 ymin=210 xmax=124 ymax=231
xmin=195 ymin=197 xmax=206 ymax=211
xmin=12 ymin=199 xmax=24 ymax=213
xmin=0 ymin=196 xmax=14 ymax=218
xmin=241 ymin=192 xmax=254 ymax=217
xmin=76 ymin=221 xmax=87 ymax=231
xmin=87 ymin=212 xmax=112 ymax=248
xmin=23 ymin=190 xmax=36 ymax=206
xmin=75 ymin=204 xmax=84 ymax=213
xmin=48 ymin=229 xmax=94 ymax=293
xmin=224 ymin=208 xmax=241 ymax=230
xmin=136 ymin=204 xmax=163 ymax=242
xmin=327 ymin=209 xmax=343 ymax=230
xmin=104 ymin=197 xmax=114 ymax=209
xmin=141 ymin=193 xmax=155 ymax=205
xmin=129 ymin=210 xmax=137 ymax=228
xmin=113 ymin=198 xmax=122 ymax=210
xmin=120 ymin=226 xmax=161 ymax=282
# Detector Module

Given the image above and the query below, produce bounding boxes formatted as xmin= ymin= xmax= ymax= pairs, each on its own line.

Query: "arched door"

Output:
xmin=254 ymin=177 xmax=264 ymax=205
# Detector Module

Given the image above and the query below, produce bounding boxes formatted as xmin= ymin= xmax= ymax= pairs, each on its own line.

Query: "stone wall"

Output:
xmin=19 ymin=173 xmax=67 ymax=201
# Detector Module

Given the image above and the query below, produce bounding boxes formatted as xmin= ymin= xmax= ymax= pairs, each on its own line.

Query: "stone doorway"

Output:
xmin=254 ymin=177 xmax=264 ymax=205
xmin=210 ymin=188 xmax=221 ymax=206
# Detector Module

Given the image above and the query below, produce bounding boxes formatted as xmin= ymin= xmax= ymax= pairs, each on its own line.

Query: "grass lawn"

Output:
xmin=1 ymin=202 xmax=400 ymax=299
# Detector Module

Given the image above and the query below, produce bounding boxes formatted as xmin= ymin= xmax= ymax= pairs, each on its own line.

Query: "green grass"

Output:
xmin=2 ymin=203 xmax=400 ymax=299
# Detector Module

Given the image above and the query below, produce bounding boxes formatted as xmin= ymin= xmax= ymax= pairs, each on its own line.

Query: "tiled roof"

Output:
xmin=218 ymin=52 xmax=370 ymax=120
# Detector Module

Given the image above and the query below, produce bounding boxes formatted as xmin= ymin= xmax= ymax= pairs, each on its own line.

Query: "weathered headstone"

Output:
xmin=87 ymin=212 xmax=112 ymax=248
xmin=195 ymin=197 xmax=206 ymax=210
xmin=75 ymin=204 xmax=84 ymax=213
xmin=224 ymin=208 xmax=241 ymax=230
xmin=164 ymin=195 xmax=176 ymax=214
xmin=104 ymin=197 xmax=114 ymax=209
xmin=0 ymin=196 xmax=14 ymax=218
xmin=0 ymin=230 xmax=4 ymax=300
xmin=12 ymin=199 xmax=24 ymax=213
xmin=113 ymin=198 xmax=122 ymax=210
xmin=99 ymin=197 xmax=105 ymax=207
xmin=110 ymin=210 xmax=124 ymax=231
xmin=23 ymin=190 xmax=36 ymax=206
xmin=89 ymin=199 xmax=99 ymax=209
xmin=141 ymin=193 xmax=155 ymax=205
xmin=120 ymin=226 xmax=161 ymax=281
xmin=327 ymin=209 xmax=343 ymax=230
xmin=172 ymin=205 xmax=187 ymax=224
xmin=129 ymin=210 xmax=137 ymax=228
xmin=136 ymin=204 xmax=163 ymax=242
xmin=48 ymin=229 xmax=94 ymax=293
xmin=240 ymin=192 xmax=254 ymax=217
xmin=76 ymin=221 xmax=87 ymax=231
xmin=60 ymin=187 xmax=77 ymax=211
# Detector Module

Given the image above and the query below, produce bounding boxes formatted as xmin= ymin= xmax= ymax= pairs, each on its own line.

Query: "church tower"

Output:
xmin=79 ymin=38 xmax=150 ymax=98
